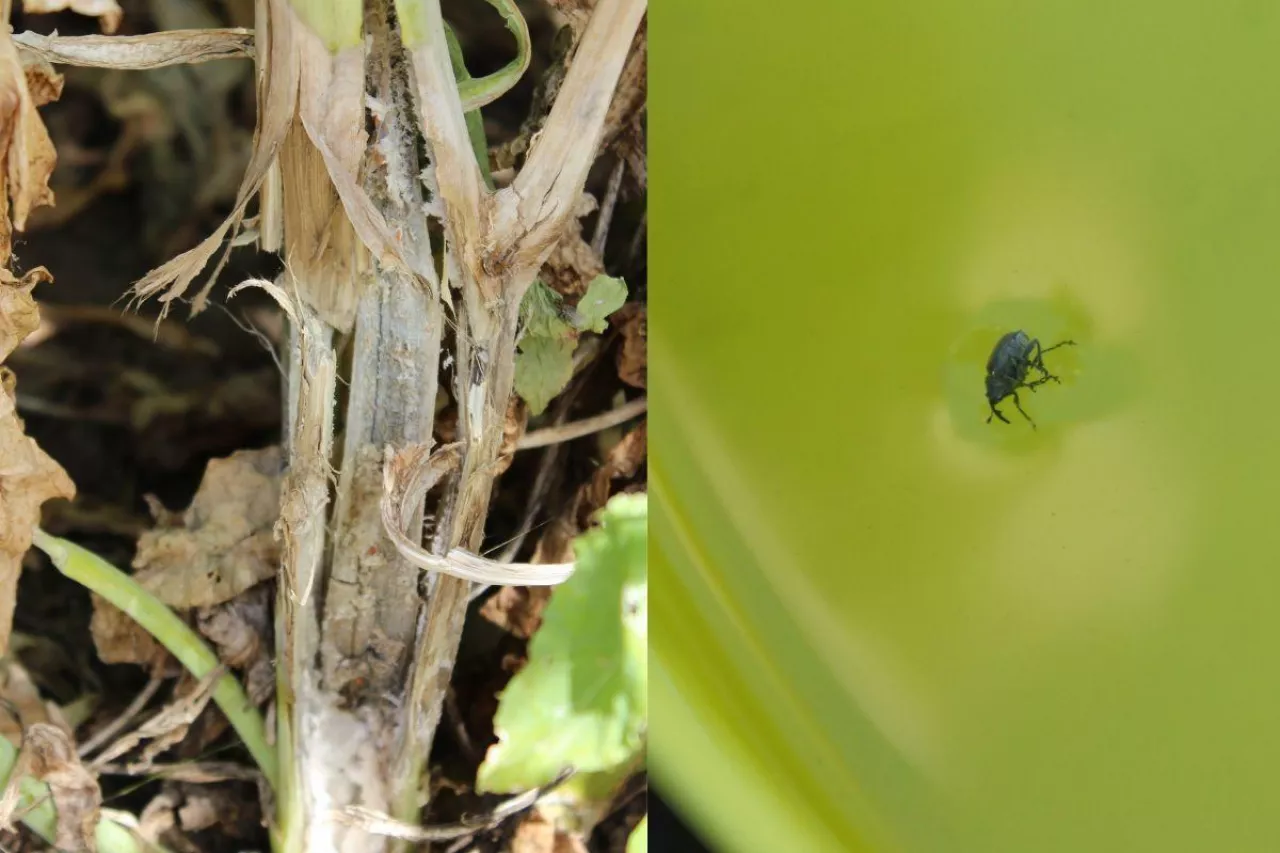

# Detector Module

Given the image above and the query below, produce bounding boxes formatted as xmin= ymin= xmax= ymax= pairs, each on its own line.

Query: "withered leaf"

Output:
xmin=92 ymin=666 xmax=223 ymax=768
xmin=581 ymin=421 xmax=646 ymax=514
xmin=92 ymin=448 xmax=281 ymax=665
xmin=195 ymin=585 xmax=273 ymax=704
xmin=131 ymin=446 xmax=283 ymax=609
xmin=540 ymin=229 xmax=603 ymax=299
xmin=21 ymin=723 xmax=102 ymax=853
xmin=0 ymin=25 xmax=59 ymax=267
xmin=0 ymin=266 xmax=71 ymax=659
xmin=511 ymin=810 xmax=556 ymax=853
xmin=612 ymin=303 xmax=646 ymax=390
xmin=22 ymin=0 xmax=124 ymax=34
xmin=479 ymin=585 xmax=553 ymax=640
xmin=196 ymin=584 xmax=270 ymax=670
xmin=495 ymin=396 xmax=529 ymax=477
xmin=89 ymin=590 xmax=163 ymax=666
xmin=0 ymin=266 xmax=48 ymax=361
xmin=0 ymin=385 xmax=75 ymax=656
xmin=20 ymin=54 xmax=62 ymax=109
xmin=511 ymin=810 xmax=590 ymax=853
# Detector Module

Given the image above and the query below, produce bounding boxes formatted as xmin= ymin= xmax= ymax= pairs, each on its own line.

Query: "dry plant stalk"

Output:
xmin=14 ymin=29 xmax=254 ymax=69
xmin=390 ymin=0 xmax=647 ymax=827
xmin=321 ymin=0 xmax=442 ymax=696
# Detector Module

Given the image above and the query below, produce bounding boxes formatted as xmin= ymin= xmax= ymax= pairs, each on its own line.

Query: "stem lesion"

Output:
xmin=387 ymin=0 xmax=648 ymax=835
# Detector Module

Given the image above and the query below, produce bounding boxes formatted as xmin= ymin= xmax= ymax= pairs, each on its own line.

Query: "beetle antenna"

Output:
xmin=1039 ymin=339 xmax=1077 ymax=355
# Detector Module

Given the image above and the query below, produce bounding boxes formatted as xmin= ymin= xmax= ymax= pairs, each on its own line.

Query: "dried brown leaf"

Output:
xmin=0 ymin=367 xmax=74 ymax=658
xmin=137 ymin=788 xmax=178 ymax=842
xmin=19 ymin=723 xmax=101 ymax=852
xmin=583 ymin=420 xmax=646 ymax=512
xmin=89 ymin=592 xmax=164 ymax=666
xmin=479 ymin=585 xmax=552 ymax=640
xmin=495 ymin=396 xmax=528 ymax=477
xmin=195 ymin=584 xmax=272 ymax=704
xmin=544 ymin=0 xmax=595 ymax=34
xmin=131 ymin=446 xmax=283 ymax=609
xmin=0 ymin=267 xmax=47 ymax=361
xmin=613 ymin=303 xmax=646 ymax=389
xmin=619 ymin=115 xmax=645 ymax=193
xmin=20 ymin=54 xmax=62 ymax=108
xmin=0 ymin=26 xmax=59 ymax=267
xmin=92 ymin=448 xmax=280 ymax=666
xmin=92 ymin=665 xmax=222 ymax=768
xmin=539 ymin=219 xmax=604 ymax=299
xmin=174 ymin=787 xmax=228 ymax=832
xmin=195 ymin=584 xmax=270 ymax=670
xmin=512 ymin=811 xmax=556 ymax=853
xmin=137 ymin=788 xmax=195 ymax=853
xmin=22 ymin=0 xmax=123 ymax=33
xmin=530 ymin=513 xmax=576 ymax=567
xmin=512 ymin=810 xmax=590 ymax=853
xmin=139 ymin=783 xmax=253 ymax=839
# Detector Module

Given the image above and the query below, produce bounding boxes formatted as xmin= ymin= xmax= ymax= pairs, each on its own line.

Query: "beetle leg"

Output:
xmin=1030 ymin=339 xmax=1074 ymax=378
xmin=1011 ymin=390 xmax=1036 ymax=429
xmin=987 ymin=402 xmax=1011 ymax=424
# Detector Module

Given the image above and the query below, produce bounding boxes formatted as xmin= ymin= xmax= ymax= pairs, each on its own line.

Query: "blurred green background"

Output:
xmin=652 ymin=1 xmax=1280 ymax=851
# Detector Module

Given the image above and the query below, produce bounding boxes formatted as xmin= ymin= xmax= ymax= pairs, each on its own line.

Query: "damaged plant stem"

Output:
xmin=389 ymin=0 xmax=647 ymax=833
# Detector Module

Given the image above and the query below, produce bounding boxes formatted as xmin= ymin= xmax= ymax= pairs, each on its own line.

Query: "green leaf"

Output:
xmin=572 ymin=275 xmax=629 ymax=333
xmin=627 ymin=815 xmax=648 ymax=853
xmin=514 ymin=335 xmax=576 ymax=416
xmin=476 ymin=493 xmax=649 ymax=794
xmin=520 ymin=280 xmax=573 ymax=339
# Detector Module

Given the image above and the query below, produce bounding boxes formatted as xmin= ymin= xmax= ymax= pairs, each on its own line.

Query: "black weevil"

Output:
xmin=985 ymin=331 xmax=1075 ymax=429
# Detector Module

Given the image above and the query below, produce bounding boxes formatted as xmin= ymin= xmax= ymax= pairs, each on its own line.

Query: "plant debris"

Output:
xmin=0 ymin=722 xmax=102 ymax=852
xmin=22 ymin=0 xmax=123 ymax=34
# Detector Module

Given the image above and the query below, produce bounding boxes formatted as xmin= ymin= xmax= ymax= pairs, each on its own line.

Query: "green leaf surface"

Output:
xmin=520 ymin=280 xmax=573 ymax=339
xmin=627 ymin=815 xmax=648 ymax=853
xmin=514 ymin=335 xmax=576 ymax=416
xmin=572 ymin=275 xmax=629 ymax=333
xmin=476 ymin=494 xmax=648 ymax=794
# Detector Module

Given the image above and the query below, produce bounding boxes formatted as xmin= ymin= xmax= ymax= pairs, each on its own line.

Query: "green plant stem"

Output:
xmin=30 ymin=529 xmax=278 ymax=791
xmin=402 ymin=0 xmax=530 ymax=111
xmin=458 ymin=0 xmax=531 ymax=110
